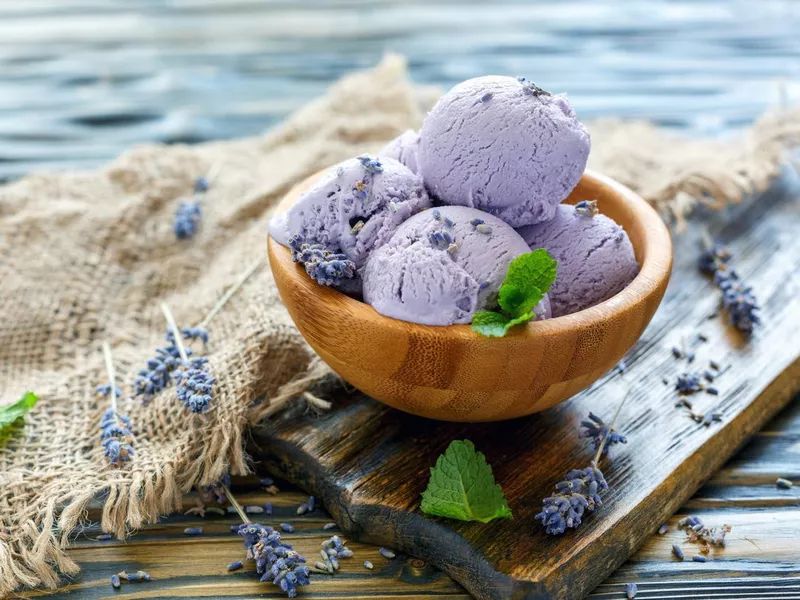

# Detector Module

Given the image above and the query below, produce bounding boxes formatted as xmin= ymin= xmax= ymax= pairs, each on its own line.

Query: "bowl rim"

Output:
xmin=268 ymin=168 xmax=672 ymax=341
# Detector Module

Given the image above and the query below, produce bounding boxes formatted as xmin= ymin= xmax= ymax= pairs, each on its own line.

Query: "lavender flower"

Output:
xmin=517 ymin=76 xmax=551 ymax=97
xmin=675 ymin=372 xmax=703 ymax=394
xmin=534 ymin=465 xmax=608 ymax=535
xmin=100 ymin=408 xmax=134 ymax=464
xmin=579 ymin=413 xmax=627 ymax=455
xmin=175 ymin=357 xmax=215 ymax=413
xmin=174 ymin=200 xmax=202 ymax=239
xmin=716 ymin=270 xmax=760 ymax=334
xmin=574 ymin=200 xmax=599 ymax=218
xmin=96 ymin=383 xmax=122 ymax=398
xmin=428 ymin=229 xmax=454 ymax=250
xmin=194 ymin=176 xmax=210 ymax=194
xmin=699 ymin=243 xmax=759 ymax=335
xmin=134 ymin=335 xmax=191 ymax=401
xmin=200 ymin=472 xmax=230 ymax=505
xmin=698 ymin=243 xmax=731 ymax=275
xmin=288 ymin=235 xmax=356 ymax=287
xmin=238 ymin=523 xmax=311 ymax=598
xmin=357 ymin=154 xmax=383 ymax=174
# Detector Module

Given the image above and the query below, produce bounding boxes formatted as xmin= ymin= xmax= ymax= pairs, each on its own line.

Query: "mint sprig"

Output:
xmin=420 ymin=440 xmax=512 ymax=523
xmin=0 ymin=392 xmax=39 ymax=432
xmin=471 ymin=249 xmax=557 ymax=337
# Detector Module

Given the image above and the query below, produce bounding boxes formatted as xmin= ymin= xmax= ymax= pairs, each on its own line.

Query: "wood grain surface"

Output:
xmin=269 ymin=170 xmax=672 ymax=422
xmin=255 ymin=179 xmax=800 ymax=599
xmin=16 ymin=395 xmax=800 ymax=599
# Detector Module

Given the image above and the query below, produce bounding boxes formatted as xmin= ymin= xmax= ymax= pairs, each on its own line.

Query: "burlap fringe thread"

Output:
xmin=0 ymin=54 xmax=799 ymax=596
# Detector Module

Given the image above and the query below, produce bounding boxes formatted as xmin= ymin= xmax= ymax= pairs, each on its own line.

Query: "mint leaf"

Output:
xmin=421 ymin=440 xmax=513 ymax=523
xmin=498 ymin=249 xmax=557 ymax=318
xmin=0 ymin=392 xmax=39 ymax=431
xmin=471 ymin=311 xmax=510 ymax=337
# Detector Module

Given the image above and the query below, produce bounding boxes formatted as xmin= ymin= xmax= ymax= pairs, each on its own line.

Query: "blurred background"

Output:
xmin=0 ymin=0 xmax=798 ymax=182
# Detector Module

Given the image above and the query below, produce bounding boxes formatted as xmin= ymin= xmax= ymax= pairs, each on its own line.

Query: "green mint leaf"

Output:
xmin=421 ymin=440 xmax=513 ymax=523
xmin=471 ymin=311 xmax=511 ymax=337
xmin=505 ymin=312 xmax=534 ymax=330
xmin=0 ymin=392 xmax=39 ymax=431
xmin=498 ymin=249 xmax=558 ymax=318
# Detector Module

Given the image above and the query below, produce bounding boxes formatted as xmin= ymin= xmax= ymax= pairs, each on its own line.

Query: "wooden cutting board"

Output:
xmin=252 ymin=180 xmax=800 ymax=600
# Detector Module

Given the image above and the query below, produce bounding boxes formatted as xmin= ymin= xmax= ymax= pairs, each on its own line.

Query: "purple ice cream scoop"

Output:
xmin=378 ymin=130 xmax=421 ymax=174
xmin=268 ymin=156 xmax=431 ymax=273
xmin=418 ymin=76 xmax=590 ymax=227
xmin=363 ymin=206 xmax=551 ymax=326
xmin=517 ymin=203 xmax=639 ymax=318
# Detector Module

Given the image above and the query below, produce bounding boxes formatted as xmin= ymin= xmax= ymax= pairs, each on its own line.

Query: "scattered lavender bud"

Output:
xmin=174 ymin=199 xmax=202 ymax=239
xmin=692 ymin=554 xmax=708 ymax=563
xmin=698 ymin=332 xmax=709 ymax=342
xmin=357 ymin=154 xmax=383 ymax=173
xmin=626 ymin=582 xmax=638 ymax=599
xmin=96 ymin=383 xmax=123 ymax=398
xmin=307 ymin=496 xmax=315 ymax=512
xmin=280 ymin=523 xmax=294 ymax=533
xmin=227 ymin=560 xmax=244 ymax=571
xmin=297 ymin=504 xmax=309 ymax=516
xmin=246 ymin=505 xmax=265 ymax=514
xmin=313 ymin=561 xmax=328 ymax=572
xmin=428 ymin=228 xmax=454 ymax=250
xmin=184 ymin=527 xmax=203 ymax=535
xmin=443 ymin=217 xmax=455 ymax=228
xmin=230 ymin=524 xmax=241 ymax=532
xmin=686 ymin=352 xmax=696 ymax=363
xmin=475 ymin=223 xmax=492 ymax=235
xmin=574 ymin=200 xmax=599 ymax=218
xmin=703 ymin=370 xmax=715 ymax=382
xmin=662 ymin=377 xmax=670 ymax=385
xmin=516 ymin=76 xmax=551 ymax=97
xmin=260 ymin=477 xmax=274 ymax=487
xmin=364 ymin=560 xmax=374 ymax=570
xmin=350 ymin=220 xmax=365 ymax=234
xmin=709 ymin=359 xmax=721 ymax=370
xmin=379 ymin=548 xmax=396 ymax=559
xmin=110 ymin=574 xmax=121 ymax=589
xmin=181 ymin=327 xmax=209 ymax=344
xmin=123 ymin=571 xmax=144 ymax=582
xmin=616 ymin=359 xmax=627 ymax=374
xmin=469 ymin=218 xmax=485 ymax=228
xmin=432 ymin=209 xmax=441 ymax=220
xmin=480 ymin=92 xmax=493 ymax=102
xmin=701 ymin=412 xmax=723 ymax=426
xmin=323 ymin=523 xmax=337 ymax=531
xmin=671 ymin=346 xmax=683 ymax=359
xmin=96 ymin=533 xmax=113 ymax=541
xmin=205 ymin=507 xmax=226 ymax=516
xmin=675 ymin=372 xmax=703 ymax=394
xmin=706 ymin=386 xmax=719 ymax=395
xmin=672 ymin=544 xmax=684 ymax=560
xmin=777 ymin=478 xmax=793 ymax=489
xmin=264 ymin=502 xmax=274 ymax=515
xmin=657 ymin=524 xmax=669 ymax=535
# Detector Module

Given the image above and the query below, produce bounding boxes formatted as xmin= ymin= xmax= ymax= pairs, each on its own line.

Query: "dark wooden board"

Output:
xmin=250 ymin=180 xmax=800 ymax=600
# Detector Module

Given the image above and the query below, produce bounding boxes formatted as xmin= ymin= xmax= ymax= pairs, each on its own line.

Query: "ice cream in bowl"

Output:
xmin=267 ymin=76 xmax=672 ymax=422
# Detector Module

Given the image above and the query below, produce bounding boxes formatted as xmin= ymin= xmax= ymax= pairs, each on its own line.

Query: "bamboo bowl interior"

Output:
xmin=268 ymin=169 xmax=672 ymax=422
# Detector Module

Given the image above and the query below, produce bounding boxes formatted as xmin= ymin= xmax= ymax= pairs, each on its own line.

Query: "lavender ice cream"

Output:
xmin=379 ymin=130 xmax=421 ymax=174
xmin=418 ymin=76 xmax=590 ymax=227
xmin=517 ymin=202 xmax=638 ymax=317
xmin=363 ymin=206 xmax=551 ymax=326
xmin=268 ymin=156 xmax=431 ymax=272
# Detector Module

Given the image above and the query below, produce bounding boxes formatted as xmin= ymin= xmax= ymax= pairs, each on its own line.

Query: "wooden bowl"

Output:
xmin=268 ymin=169 xmax=672 ymax=422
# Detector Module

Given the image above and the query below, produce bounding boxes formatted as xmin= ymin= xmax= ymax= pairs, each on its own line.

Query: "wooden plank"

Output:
xmin=249 ymin=181 xmax=800 ymax=599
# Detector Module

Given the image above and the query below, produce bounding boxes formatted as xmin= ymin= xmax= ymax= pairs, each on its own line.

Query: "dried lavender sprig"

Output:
xmin=162 ymin=303 xmax=215 ymax=414
xmin=535 ymin=387 xmax=631 ymax=535
xmin=579 ymin=412 xmax=627 ymax=456
xmin=517 ymin=76 xmax=551 ymax=97
xmin=699 ymin=240 xmax=759 ymax=335
xmin=100 ymin=343 xmax=134 ymax=465
xmin=288 ymin=235 xmax=356 ymax=287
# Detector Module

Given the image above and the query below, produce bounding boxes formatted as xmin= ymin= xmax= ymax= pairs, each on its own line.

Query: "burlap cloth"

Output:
xmin=0 ymin=55 xmax=798 ymax=595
